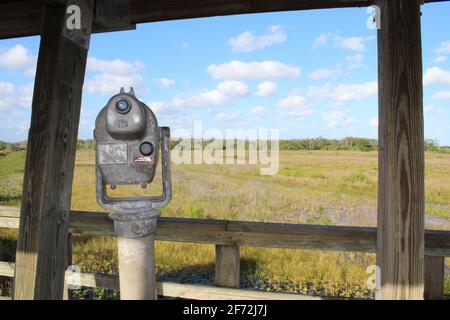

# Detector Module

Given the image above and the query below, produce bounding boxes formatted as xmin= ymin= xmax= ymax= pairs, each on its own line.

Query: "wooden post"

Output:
xmin=215 ymin=245 xmax=240 ymax=288
xmin=63 ymin=235 xmax=73 ymax=300
xmin=424 ymin=256 xmax=445 ymax=300
xmin=13 ymin=1 xmax=93 ymax=300
xmin=376 ymin=0 xmax=425 ymax=300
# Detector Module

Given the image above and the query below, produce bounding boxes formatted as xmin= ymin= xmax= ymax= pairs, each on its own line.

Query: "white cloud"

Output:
xmin=229 ymin=25 xmax=287 ymax=53
xmin=250 ymin=106 xmax=268 ymax=116
xmin=424 ymin=67 xmax=450 ymax=86
xmin=432 ymin=91 xmax=450 ymax=100
xmin=171 ymin=81 xmax=249 ymax=108
xmin=313 ymin=32 xmax=333 ymax=48
xmin=369 ymin=118 xmax=378 ymax=126
xmin=334 ymin=36 xmax=366 ymax=52
xmin=86 ymin=57 xmax=145 ymax=95
xmin=216 ymin=80 xmax=249 ymax=96
xmin=155 ymin=77 xmax=176 ymax=88
xmin=87 ymin=57 xmax=144 ymax=75
xmin=321 ymin=111 xmax=356 ymax=129
xmin=0 ymin=82 xmax=33 ymax=110
xmin=308 ymin=68 xmax=336 ymax=80
xmin=277 ymin=95 xmax=314 ymax=118
xmin=436 ymin=40 xmax=450 ymax=55
xmin=214 ymin=111 xmax=242 ymax=121
xmin=255 ymin=81 xmax=277 ymax=96
xmin=308 ymin=81 xmax=378 ymax=102
xmin=207 ymin=60 xmax=300 ymax=81
xmin=313 ymin=32 xmax=370 ymax=52
xmin=345 ymin=54 xmax=365 ymax=69
xmin=0 ymin=45 xmax=36 ymax=70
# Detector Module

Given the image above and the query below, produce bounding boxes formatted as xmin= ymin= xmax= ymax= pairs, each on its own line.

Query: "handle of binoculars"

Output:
xmin=96 ymin=126 xmax=172 ymax=212
xmin=151 ymin=127 xmax=172 ymax=209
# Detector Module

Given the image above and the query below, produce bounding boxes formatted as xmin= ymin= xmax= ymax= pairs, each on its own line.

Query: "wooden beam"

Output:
xmin=0 ymin=261 xmax=321 ymax=300
xmin=1 ymin=0 xmax=448 ymax=39
xmin=2 ymin=207 xmax=450 ymax=256
xmin=13 ymin=1 xmax=93 ymax=300
xmin=424 ymin=256 xmax=445 ymax=299
xmin=376 ymin=0 xmax=425 ymax=300
xmin=215 ymin=245 xmax=240 ymax=288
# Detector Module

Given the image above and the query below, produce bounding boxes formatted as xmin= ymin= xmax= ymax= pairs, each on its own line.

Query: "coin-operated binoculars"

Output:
xmin=94 ymin=87 xmax=171 ymax=300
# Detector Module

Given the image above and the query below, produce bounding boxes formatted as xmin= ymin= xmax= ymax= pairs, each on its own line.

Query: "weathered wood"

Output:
xmin=376 ymin=0 xmax=425 ymax=300
xmin=0 ymin=261 xmax=320 ymax=300
xmin=2 ymin=207 xmax=450 ymax=256
xmin=63 ymin=235 xmax=73 ymax=300
xmin=424 ymin=256 xmax=445 ymax=300
xmin=13 ymin=1 xmax=93 ymax=300
xmin=0 ymin=0 xmax=448 ymax=39
xmin=95 ymin=0 xmax=131 ymax=29
xmin=215 ymin=245 xmax=240 ymax=288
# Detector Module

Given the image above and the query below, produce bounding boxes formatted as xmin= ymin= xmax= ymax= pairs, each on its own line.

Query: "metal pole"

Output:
xmin=111 ymin=210 xmax=159 ymax=300
xmin=117 ymin=235 xmax=156 ymax=300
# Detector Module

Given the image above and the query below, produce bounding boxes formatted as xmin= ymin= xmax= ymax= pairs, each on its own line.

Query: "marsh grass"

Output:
xmin=0 ymin=149 xmax=449 ymax=299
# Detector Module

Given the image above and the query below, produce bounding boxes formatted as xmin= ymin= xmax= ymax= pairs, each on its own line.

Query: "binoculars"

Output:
xmin=94 ymin=88 xmax=171 ymax=238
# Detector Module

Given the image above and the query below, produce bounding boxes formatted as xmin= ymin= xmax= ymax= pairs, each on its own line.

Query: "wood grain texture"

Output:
xmin=0 ymin=261 xmax=321 ymax=300
xmin=13 ymin=2 xmax=92 ymax=300
xmin=424 ymin=256 xmax=445 ymax=300
xmin=376 ymin=0 xmax=425 ymax=300
xmin=1 ymin=207 xmax=450 ymax=256
xmin=215 ymin=245 xmax=240 ymax=288
xmin=1 ymin=0 xmax=448 ymax=39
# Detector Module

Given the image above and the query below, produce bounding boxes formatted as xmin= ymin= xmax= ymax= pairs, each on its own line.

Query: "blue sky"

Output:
xmin=0 ymin=3 xmax=449 ymax=145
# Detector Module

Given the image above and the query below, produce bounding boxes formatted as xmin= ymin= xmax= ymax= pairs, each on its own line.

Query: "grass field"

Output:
xmin=0 ymin=149 xmax=449 ymax=298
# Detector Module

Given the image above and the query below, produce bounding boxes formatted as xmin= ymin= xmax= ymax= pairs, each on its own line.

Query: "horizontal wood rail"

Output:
xmin=0 ymin=206 xmax=448 ymax=299
xmin=1 ymin=206 xmax=450 ymax=256
xmin=1 ymin=0 xmax=448 ymax=39
xmin=0 ymin=261 xmax=318 ymax=300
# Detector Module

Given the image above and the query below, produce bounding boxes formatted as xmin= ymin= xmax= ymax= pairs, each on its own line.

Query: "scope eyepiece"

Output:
xmin=115 ymin=99 xmax=131 ymax=114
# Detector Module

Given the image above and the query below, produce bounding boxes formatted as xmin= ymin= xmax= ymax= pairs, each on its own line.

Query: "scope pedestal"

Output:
xmin=111 ymin=209 xmax=159 ymax=300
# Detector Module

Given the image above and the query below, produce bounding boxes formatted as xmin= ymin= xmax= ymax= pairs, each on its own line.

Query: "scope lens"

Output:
xmin=115 ymin=99 xmax=130 ymax=113
xmin=139 ymin=142 xmax=154 ymax=156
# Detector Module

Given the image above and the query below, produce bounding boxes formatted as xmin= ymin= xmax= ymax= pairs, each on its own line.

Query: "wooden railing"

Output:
xmin=0 ymin=206 xmax=448 ymax=299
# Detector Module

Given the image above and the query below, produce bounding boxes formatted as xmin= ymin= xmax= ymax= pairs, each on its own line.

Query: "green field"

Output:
xmin=1 ymin=149 xmax=449 ymax=298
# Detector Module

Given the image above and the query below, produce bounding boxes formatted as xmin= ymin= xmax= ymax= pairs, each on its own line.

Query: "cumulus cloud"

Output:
xmin=436 ymin=40 xmax=450 ymax=55
xmin=313 ymin=32 xmax=334 ymax=48
xmin=255 ymin=81 xmax=277 ymax=96
xmin=171 ymin=81 xmax=249 ymax=108
xmin=214 ymin=111 xmax=242 ymax=121
xmin=0 ymin=45 xmax=36 ymax=76
xmin=307 ymin=81 xmax=378 ymax=103
xmin=345 ymin=54 xmax=365 ymax=69
xmin=0 ymin=45 xmax=35 ymax=70
xmin=277 ymin=95 xmax=314 ymax=118
xmin=154 ymin=77 xmax=176 ymax=88
xmin=424 ymin=67 xmax=450 ymax=86
xmin=0 ymin=82 xmax=33 ymax=110
xmin=313 ymin=32 xmax=371 ymax=52
xmin=321 ymin=111 xmax=356 ymax=129
xmin=250 ymin=106 xmax=268 ymax=117
xmin=207 ymin=60 xmax=300 ymax=81
xmin=308 ymin=68 xmax=336 ymax=80
xmin=229 ymin=25 xmax=287 ymax=53
xmin=86 ymin=57 xmax=145 ymax=95
xmin=334 ymin=36 xmax=366 ymax=52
